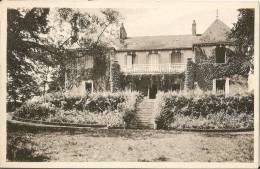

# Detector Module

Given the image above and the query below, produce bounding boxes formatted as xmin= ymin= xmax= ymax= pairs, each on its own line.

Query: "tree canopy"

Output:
xmin=7 ymin=8 xmax=121 ymax=109
xmin=7 ymin=8 xmax=51 ymax=104
xmin=229 ymin=8 xmax=255 ymax=70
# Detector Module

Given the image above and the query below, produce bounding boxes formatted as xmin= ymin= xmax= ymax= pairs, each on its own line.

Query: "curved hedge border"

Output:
xmin=12 ymin=116 xmax=107 ymax=128
xmin=170 ymin=128 xmax=254 ymax=132
xmin=155 ymin=92 xmax=254 ymax=130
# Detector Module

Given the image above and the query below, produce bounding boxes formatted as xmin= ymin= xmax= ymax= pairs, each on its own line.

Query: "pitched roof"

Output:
xmin=116 ymin=35 xmax=200 ymax=51
xmin=196 ymin=19 xmax=231 ymax=44
xmin=115 ymin=19 xmax=231 ymax=51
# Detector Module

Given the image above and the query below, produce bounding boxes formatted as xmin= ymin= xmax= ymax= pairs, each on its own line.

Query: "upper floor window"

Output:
xmin=171 ymin=50 xmax=182 ymax=63
xmin=132 ymin=52 xmax=136 ymax=64
xmin=215 ymin=45 xmax=226 ymax=63
xmin=126 ymin=51 xmax=137 ymax=65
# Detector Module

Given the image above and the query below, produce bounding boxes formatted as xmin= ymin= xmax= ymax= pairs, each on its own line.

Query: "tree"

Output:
xmin=7 ymin=8 xmax=121 ymax=109
xmin=47 ymin=8 xmax=121 ymax=91
xmin=229 ymin=9 xmax=254 ymax=70
xmin=7 ymin=8 xmax=52 ymax=107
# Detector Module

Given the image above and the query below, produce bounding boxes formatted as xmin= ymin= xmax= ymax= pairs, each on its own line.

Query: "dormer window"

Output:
xmin=215 ymin=45 xmax=226 ymax=63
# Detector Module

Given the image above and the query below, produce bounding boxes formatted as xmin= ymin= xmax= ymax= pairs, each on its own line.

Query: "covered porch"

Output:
xmin=121 ymin=74 xmax=185 ymax=99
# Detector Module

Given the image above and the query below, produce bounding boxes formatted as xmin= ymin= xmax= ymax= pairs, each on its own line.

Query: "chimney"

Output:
xmin=120 ymin=23 xmax=127 ymax=41
xmin=192 ymin=20 xmax=196 ymax=36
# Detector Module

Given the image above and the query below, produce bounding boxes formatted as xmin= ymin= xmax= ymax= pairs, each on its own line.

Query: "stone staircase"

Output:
xmin=132 ymin=99 xmax=155 ymax=129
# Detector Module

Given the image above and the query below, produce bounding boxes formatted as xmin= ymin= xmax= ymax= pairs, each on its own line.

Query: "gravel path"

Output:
xmin=7 ymin=129 xmax=254 ymax=162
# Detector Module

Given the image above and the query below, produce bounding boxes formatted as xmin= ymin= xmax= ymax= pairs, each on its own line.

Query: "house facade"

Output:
xmin=65 ymin=18 xmax=249 ymax=98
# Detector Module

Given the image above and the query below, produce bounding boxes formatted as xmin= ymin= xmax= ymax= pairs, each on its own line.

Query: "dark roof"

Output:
xmin=116 ymin=35 xmax=200 ymax=51
xmin=196 ymin=19 xmax=231 ymax=44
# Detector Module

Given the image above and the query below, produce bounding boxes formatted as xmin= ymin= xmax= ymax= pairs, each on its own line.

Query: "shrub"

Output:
xmin=16 ymin=102 xmax=57 ymax=121
xmin=14 ymin=91 xmax=143 ymax=128
xmin=7 ymin=134 xmax=49 ymax=161
xmin=155 ymin=91 xmax=254 ymax=129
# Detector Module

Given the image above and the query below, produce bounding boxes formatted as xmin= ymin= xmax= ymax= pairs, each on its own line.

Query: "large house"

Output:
xmin=65 ymin=18 xmax=249 ymax=98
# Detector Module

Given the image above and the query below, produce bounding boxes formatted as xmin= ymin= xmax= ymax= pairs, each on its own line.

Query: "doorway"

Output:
xmin=149 ymin=84 xmax=157 ymax=99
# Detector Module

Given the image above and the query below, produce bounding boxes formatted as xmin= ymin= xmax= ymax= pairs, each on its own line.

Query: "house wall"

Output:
xmin=193 ymin=45 xmax=249 ymax=93
xmin=115 ymin=49 xmax=193 ymax=67
xmin=65 ymin=50 xmax=111 ymax=95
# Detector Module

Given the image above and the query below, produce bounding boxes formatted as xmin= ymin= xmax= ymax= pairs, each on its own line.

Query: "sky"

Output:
xmin=117 ymin=6 xmax=240 ymax=37
xmin=45 ymin=1 xmax=255 ymax=45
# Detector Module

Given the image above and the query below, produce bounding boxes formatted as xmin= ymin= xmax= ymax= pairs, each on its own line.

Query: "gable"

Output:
xmin=196 ymin=19 xmax=232 ymax=44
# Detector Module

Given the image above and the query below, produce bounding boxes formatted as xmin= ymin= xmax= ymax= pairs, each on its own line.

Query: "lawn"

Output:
xmin=7 ymin=129 xmax=253 ymax=162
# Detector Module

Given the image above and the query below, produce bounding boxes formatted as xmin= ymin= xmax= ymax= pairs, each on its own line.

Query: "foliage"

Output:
xmin=7 ymin=134 xmax=49 ymax=161
xmin=194 ymin=47 xmax=250 ymax=90
xmin=155 ymin=91 xmax=254 ymax=129
xmin=16 ymin=102 xmax=57 ymax=120
xmin=51 ymin=8 xmax=121 ymax=91
xmin=7 ymin=8 xmax=122 ymax=109
xmin=14 ymin=91 xmax=143 ymax=128
xmin=229 ymin=9 xmax=254 ymax=70
xmin=7 ymin=8 xmax=51 ymax=104
xmin=111 ymin=61 xmax=123 ymax=92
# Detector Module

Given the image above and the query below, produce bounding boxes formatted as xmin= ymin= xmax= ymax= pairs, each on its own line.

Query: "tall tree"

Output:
xmin=47 ymin=8 xmax=121 ymax=91
xmin=229 ymin=8 xmax=254 ymax=70
xmin=7 ymin=8 xmax=51 ymax=106
xmin=7 ymin=8 xmax=121 ymax=108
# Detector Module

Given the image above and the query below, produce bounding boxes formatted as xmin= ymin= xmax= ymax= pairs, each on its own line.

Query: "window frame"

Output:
xmin=85 ymin=80 xmax=93 ymax=93
xmin=215 ymin=45 xmax=226 ymax=64
xmin=170 ymin=50 xmax=182 ymax=63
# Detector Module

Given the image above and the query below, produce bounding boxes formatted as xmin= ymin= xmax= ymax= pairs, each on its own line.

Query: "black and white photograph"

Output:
xmin=0 ymin=0 xmax=259 ymax=168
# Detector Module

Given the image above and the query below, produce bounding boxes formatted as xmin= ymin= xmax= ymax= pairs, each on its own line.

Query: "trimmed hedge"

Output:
xmin=155 ymin=91 xmax=254 ymax=130
xmin=15 ymin=91 xmax=143 ymax=128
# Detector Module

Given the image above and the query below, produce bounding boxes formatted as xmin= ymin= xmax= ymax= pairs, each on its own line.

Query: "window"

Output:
xmin=216 ymin=79 xmax=225 ymax=94
xmin=171 ymin=50 xmax=182 ymax=63
xmin=146 ymin=54 xmax=151 ymax=64
xmin=85 ymin=55 xmax=93 ymax=69
xmin=215 ymin=45 xmax=226 ymax=63
xmin=172 ymin=84 xmax=180 ymax=91
xmin=132 ymin=52 xmax=136 ymax=64
xmin=85 ymin=81 xmax=93 ymax=93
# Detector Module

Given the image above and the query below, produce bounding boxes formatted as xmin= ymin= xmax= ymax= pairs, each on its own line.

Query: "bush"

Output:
xmin=14 ymin=91 xmax=143 ymax=128
xmin=16 ymin=102 xmax=57 ymax=121
xmin=155 ymin=91 xmax=254 ymax=129
xmin=7 ymin=134 xmax=49 ymax=161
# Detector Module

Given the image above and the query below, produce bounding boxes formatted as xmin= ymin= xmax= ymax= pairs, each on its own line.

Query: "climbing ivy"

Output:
xmin=194 ymin=47 xmax=250 ymax=90
xmin=65 ymin=44 xmax=111 ymax=91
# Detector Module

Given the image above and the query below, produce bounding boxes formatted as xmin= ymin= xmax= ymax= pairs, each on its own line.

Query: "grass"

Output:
xmin=7 ymin=129 xmax=254 ymax=162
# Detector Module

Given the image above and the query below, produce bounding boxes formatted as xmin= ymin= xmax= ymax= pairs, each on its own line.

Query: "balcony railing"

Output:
xmin=120 ymin=63 xmax=186 ymax=74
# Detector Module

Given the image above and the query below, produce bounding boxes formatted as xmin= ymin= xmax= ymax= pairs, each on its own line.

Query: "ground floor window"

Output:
xmin=216 ymin=79 xmax=225 ymax=94
xmin=85 ymin=80 xmax=93 ymax=93
xmin=213 ymin=78 xmax=229 ymax=95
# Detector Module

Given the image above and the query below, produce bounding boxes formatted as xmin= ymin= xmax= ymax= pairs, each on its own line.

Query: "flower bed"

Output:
xmin=14 ymin=91 xmax=143 ymax=128
xmin=155 ymin=91 xmax=254 ymax=130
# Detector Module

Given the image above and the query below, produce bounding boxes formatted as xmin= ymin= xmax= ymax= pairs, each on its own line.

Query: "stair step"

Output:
xmin=131 ymin=99 xmax=156 ymax=129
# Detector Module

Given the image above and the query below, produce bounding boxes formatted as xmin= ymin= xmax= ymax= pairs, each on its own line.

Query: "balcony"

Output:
xmin=120 ymin=63 xmax=187 ymax=74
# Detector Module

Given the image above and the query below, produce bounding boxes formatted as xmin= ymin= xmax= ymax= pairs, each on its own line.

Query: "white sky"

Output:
xmin=117 ymin=6 xmax=240 ymax=37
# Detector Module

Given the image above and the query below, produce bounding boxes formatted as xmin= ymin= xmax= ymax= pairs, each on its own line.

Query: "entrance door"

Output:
xmin=149 ymin=84 xmax=157 ymax=99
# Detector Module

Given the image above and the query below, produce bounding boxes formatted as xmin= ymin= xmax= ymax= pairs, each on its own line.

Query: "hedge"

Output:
xmin=15 ymin=91 xmax=143 ymax=128
xmin=155 ymin=91 xmax=254 ymax=130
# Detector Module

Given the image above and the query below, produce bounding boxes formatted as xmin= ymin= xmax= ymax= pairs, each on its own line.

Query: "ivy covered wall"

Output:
xmin=193 ymin=45 xmax=250 ymax=91
xmin=65 ymin=48 xmax=112 ymax=94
